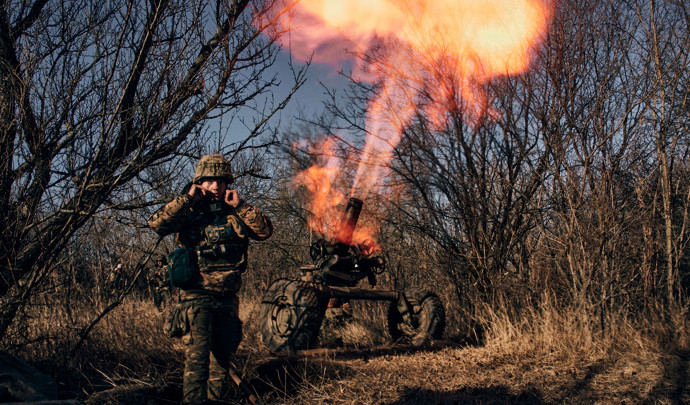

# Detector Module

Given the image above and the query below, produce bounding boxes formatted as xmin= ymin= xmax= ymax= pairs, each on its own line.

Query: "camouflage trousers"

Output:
xmin=153 ymin=286 xmax=171 ymax=311
xmin=181 ymin=293 xmax=242 ymax=405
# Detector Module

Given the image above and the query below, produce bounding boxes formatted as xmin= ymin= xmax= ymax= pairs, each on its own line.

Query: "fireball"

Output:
xmin=268 ymin=0 xmax=552 ymax=244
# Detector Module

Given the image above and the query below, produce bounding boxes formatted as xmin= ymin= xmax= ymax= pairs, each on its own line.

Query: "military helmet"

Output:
xmin=193 ymin=154 xmax=234 ymax=185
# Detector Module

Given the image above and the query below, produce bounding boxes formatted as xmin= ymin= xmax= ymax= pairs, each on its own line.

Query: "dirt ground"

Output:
xmin=83 ymin=340 xmax=690 ymax=405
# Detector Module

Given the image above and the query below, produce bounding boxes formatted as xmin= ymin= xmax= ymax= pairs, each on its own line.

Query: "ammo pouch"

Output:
xmin=168 ymin=247 xmax=200 ymax=289
xmin=164 ymin=303 xmax=189 ymax=338
xmin=197 ymin=221 xmax=248 ymax=272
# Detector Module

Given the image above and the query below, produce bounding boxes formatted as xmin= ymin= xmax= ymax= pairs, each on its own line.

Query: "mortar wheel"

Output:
xmin=259 ymin=278 xmax=326 ymax=353
xmin=387 ymin=288 xmax=445 ymax=346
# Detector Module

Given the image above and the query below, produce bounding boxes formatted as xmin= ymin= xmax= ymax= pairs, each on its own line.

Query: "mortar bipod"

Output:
xmin=313 ymin=284 xmax=416 ymax=325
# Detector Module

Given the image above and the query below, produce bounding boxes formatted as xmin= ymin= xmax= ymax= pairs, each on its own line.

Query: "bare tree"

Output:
xmin=520 ymin=0 xmax=689 ymax=318
xmin=284 ymin=0 xmax=690 ymax=320
xmin=634 ymin=0 xmax=690 ymax=306
xmin=0 ymin=0 xmax=304 ymax=342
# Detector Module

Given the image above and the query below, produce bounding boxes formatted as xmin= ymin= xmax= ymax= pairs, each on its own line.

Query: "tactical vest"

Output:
xmin=196 ymin=214 xmax=249 ymax=272
xmin=177 ymin=207 xmax=250 ymax=295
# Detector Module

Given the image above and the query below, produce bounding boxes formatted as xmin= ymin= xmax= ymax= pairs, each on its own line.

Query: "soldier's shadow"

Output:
xmin=247 ymin=355 xmax=353 ymax=399
xmin=386 ymin=385 xmax=547 ymax=405
xmin=245 ymin=342 xmax=456 ymax=399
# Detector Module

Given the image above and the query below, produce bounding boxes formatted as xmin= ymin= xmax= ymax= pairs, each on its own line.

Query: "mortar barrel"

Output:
xmin=336 ymin=197 xmax=363 ymax=245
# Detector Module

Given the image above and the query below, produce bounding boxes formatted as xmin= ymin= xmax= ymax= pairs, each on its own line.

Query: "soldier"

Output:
xmin=148 ymin=154 xmax=273 ymax=405
xmin=150 ymin=255 xmax=171 ymax=311
xmin=106 ymin=262 xmax=125 ymax=294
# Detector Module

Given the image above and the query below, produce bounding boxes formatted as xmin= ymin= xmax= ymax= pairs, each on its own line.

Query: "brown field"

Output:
xmin=8 ymin=293 xmax=690 ymax=405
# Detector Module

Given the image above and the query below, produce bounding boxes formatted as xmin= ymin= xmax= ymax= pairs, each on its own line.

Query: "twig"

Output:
xmin=228 ymin=365 xmax=261 ymax=404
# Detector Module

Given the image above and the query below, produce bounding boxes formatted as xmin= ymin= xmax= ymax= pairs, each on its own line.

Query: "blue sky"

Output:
xmin=221 ymin=47 xmax=353 ymax=146
xmin=271 ymin=49 xmax=352 ymax=129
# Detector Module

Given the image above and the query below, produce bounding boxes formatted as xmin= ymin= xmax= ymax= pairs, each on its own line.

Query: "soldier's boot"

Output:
xmin=207 ymin=356 xmax=230 ymax=402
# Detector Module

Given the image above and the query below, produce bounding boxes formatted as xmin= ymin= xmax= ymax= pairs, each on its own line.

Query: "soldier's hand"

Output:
xmin=225 ymin=189 xmax=240 ymax=207
xmin=188 ymin=184 xmax=209 ymax=202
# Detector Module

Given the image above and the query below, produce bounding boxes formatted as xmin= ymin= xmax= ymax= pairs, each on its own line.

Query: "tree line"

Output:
xmin=1 ymin=0 xmax=689 ymax=349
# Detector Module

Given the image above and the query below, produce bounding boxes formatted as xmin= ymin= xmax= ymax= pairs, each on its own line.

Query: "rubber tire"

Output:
xmin=259 ymin=278 xmax=326 ymax=353
xmin=387 ymin=289 xmax=446 ymax=346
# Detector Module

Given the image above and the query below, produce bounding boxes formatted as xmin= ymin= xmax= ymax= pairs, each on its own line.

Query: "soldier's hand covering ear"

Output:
xmin=188 ymin=184 xmax=210 ymax=202
xmin=225 ymin=189 xmax=240 ymax=208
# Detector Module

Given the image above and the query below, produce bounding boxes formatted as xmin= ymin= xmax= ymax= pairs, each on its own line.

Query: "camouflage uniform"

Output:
xmin=148 ymin=155 xmax=272 ymax=405
xmin=150 ymin=261 xmax=171 ymax=310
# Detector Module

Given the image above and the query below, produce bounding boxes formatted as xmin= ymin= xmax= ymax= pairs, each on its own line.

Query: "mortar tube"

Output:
xmin=336 ymin=197 xmax=363 ymax=246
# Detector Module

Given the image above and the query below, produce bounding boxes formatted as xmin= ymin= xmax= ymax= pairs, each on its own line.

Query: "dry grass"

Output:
xmin=5 ymin=295 xmax=184 ymax=401
xmin=318 ymin=309 xmax=389 ymax=349
xmin=5 ymin=292 xmax=690 ymax=404
xmin=242 ymin=295 xmax=690 ymax=404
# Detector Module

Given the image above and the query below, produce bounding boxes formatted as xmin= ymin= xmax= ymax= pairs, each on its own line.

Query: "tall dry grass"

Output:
xmin=470 ymin=292 xmax=690 ymax=396
xmin=4 ymin=279 xmax=689 ymax=403
xmin=271 ymin=292 xmax=690 ymax=404
xmin=5 ymin=294 xmax=183 ymax=399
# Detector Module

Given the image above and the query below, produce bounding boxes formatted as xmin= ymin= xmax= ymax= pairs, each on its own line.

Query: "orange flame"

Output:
xmin=271 ymin=0 xmax=551 ymax=243
xmin=293 ymin=139 xmax=381 ymax=247
xmin=293 ymin=138 xmax=345 ymax=236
